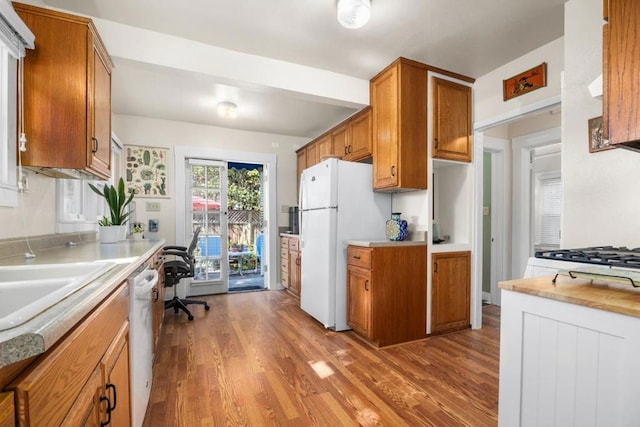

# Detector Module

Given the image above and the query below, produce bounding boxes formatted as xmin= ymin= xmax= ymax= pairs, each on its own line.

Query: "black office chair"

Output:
xmin=163 ymin=226 xmax=210 ymax=320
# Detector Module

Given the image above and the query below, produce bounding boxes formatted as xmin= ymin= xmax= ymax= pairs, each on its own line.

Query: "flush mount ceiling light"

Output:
xmin=337 ymin=0 xmax=371 ymax=29
xmin=217 ymin=102 xmax=237 ymax=119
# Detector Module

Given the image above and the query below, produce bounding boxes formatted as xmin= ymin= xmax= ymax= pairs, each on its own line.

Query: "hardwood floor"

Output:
xmin=144 ymin=291 xmax=500 ymax=426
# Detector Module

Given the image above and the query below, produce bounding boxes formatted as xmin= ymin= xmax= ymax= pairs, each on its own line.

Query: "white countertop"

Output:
xmin=0 ymin=238 xmax=165 ymax=367
xmin=346 ymin=240 xmax=427 ymax=248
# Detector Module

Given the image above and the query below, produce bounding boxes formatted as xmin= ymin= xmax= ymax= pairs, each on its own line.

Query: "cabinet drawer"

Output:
xmin=281 ymin=248 xmax=289 ymax=263
xmin=9 ymin=282 xmax=129 ymax=427
xmin=289 ymin=238 xmax=299 ymax=251
xmin=347 ymin=246 xmax=372 ymax=269
xmin=281 ymin=238 xmax=289 ymax=249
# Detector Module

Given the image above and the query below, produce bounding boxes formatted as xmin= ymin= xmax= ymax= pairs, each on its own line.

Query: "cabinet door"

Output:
xmin=0 ymin=393 xmax=14 ymax=427
xmin=305 ymin=143 xmax=319 ymax=168
xmin=101 ymin=323 xmax=131 ymax=427
xmin=331 ymin=124 xmax=348 ymax=159
xmin=61 ymin=367 xmax=102 ymax=426
xmin=348 ymin=108 xmax=372 ymax=161
xmin=87 ymin=44 xmax=112 ymax=179
xmin=289 ymin=248 xmax=301 ymax=296
xmin=431 ymin=251 xmax=471 ymax=334
xmin=604 ymin=0 xmax=640 ymax=147
xmin=432 ymin=77 xmax=472 ymax=162
xmin=316 ymin=134 xmax=335 ymax=160
xmin=371 ymin=65 xmax=399 ymax=189
xmin=347 ymin=265 xmax=372 ymax=339
xmin=296 ymin=149 xmax=306 ymax=192
xmin=280 ymin=238 xmax=290 ymax=289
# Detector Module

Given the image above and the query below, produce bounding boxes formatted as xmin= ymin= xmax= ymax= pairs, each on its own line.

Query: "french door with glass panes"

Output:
xmin=187 ymin=158 xmax=229 ymax=295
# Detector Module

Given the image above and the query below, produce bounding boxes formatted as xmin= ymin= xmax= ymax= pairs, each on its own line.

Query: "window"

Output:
xmin=56 ymin=135 xmax=122 ymax=232
xmin=535 ymin=174 xmax=562 ymax=248
xmin=0 ymin=2 xmax=34 ymax=207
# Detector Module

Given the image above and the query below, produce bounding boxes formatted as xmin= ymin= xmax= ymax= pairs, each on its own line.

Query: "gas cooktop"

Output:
xmin=535 ymin=246 xmax=640 ymax=268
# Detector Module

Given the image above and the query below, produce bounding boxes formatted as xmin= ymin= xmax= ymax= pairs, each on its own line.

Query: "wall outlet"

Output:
xmin=146 ymin=202 xmax=161 ymax=212
xmin=17 ymin=172 xmax=28 ymax=192
xmin=483 ymin=206 xmax=490 ymax=216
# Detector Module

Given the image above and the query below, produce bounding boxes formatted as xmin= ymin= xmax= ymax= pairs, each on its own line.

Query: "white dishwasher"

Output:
xmin=129 ymin=262 xmax=159 ymax=427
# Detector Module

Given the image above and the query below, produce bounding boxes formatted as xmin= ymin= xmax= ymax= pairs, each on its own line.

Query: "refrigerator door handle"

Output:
xmin=298 ymin=173 xmax=304 ymax=249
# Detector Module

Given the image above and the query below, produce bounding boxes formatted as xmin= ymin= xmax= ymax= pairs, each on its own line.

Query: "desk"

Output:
xmin=228 ymin=251 xmax=253 ymax=275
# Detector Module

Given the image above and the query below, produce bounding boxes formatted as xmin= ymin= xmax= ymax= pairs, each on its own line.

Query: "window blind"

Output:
xmin=0 ymin=0 xmax=34 ymax=59
xmin=537 ymin=176 xmax=561 ymax=246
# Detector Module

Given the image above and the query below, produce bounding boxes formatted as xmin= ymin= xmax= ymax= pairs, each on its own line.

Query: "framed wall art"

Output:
xmin=588 ymin=116 xmax=614 ymax=153
xmin=125 ymin=145 xmax=169 ymax=197
xmin=503 ymin=63 xmax=547 ymax=101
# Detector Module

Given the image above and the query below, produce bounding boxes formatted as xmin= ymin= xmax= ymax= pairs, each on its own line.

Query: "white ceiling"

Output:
xmin=42 ymin=0 xmax=566 ymax=138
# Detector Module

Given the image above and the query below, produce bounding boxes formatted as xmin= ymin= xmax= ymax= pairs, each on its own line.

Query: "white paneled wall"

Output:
xmin=499 ymin=290 xmax=640 ymax=426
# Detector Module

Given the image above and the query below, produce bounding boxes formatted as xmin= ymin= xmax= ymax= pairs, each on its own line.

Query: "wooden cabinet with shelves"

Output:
xmin=370 ymin=58 xmax=427 ymax=190
xmin=346 ymin=244 xmax=427 ymax=347
xmin=14 ymin=3 xmax=114 ymax=180
xmin=431 ymin=251 xmax=471 ymax=334
xmin=289 ymin=237 xmax=301 ymax=297
xmin=7 ymin=281 xmax=130 ymax=426
xmin=432 ymin=77 xmax=472 ymax=162
xmin=602 ymin=0 xmax=640 ymax=150
xmin=281 ymin=236 xmax=301 ymax=296
xmin=346 ymin=107 xmax=372 ymax=161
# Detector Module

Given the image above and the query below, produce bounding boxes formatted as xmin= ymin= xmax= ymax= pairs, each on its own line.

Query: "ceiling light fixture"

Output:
xmin=217 ymin=102 xmax=237 ymax=119
xmin=337 ymin=0 xmax=371 ymax=29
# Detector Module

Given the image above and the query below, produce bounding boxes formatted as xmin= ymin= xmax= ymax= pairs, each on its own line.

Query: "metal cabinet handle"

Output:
xmin=434 ymin=262 xmax=438 ymax=273
xmin=100 ymin=395 xmax=112 ymax=426
xmin=344 ymin=145 xmax=348 ymax=155
xmin=391 ymin=165 xmax=396 ymax=177
xmin=348 ymin=145 xmax=352 ymax=154
xmin=365 ymin=280 xmax=369 ymax=291
xmin=106 ymin=383 xmax=117 ymax=411
xmin=152 ymin=287 xmax=159 ymax=302
xmin=434 ymin=138 xmax=439 ymax=149
xmin=353 ymin=255 xmax=361 ymax=260
xmin=92 ymin=137 xmax=99 ymax=153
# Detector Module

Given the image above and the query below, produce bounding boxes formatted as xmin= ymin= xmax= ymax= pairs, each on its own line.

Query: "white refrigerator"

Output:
xmin=299 ymin=158 xmax=391 ymax=331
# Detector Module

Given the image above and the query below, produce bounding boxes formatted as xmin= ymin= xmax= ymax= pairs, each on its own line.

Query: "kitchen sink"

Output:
xmin=0 ymin=262 xmax=117 ymax=331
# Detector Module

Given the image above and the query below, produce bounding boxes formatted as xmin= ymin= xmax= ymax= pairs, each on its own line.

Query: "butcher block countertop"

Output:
xmin=499 ymin=274 xmax=640 ymax=318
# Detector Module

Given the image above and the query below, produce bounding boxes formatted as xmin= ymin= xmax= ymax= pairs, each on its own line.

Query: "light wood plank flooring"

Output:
xmin=144 ymin=291 xmax=500 ymax=426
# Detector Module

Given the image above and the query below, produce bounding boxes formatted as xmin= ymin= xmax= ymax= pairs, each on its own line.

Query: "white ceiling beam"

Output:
xmin=93 ymin=18 xmax=370 ymax=108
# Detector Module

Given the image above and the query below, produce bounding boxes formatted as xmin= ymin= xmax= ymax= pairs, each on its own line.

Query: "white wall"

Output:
xmin=112 ymin=114 xmax=308 ymax=245
xmin=0 ymin=173 xmax=56 ymax=239
xmin=561 ymin=0 xmax=640 ymax=247
xmin=474 ymin=37 xmax=564 ymax=127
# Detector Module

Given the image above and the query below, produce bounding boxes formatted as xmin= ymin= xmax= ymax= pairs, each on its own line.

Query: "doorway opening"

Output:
xmin=186 ymin=159 xmax=266 ymax=296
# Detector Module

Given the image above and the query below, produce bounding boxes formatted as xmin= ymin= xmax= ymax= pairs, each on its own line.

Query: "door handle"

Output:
xmin=353 ymin=255 xmax=361 ymax=260
xmin=434 ymin=138 xmax=439 ymax=149
xmin=92 ymin=137 xmax=98 ymax=153
xmin=364 ymin=280 xmax=369 ymax=291
xmin=100 ymin=395 xmax=112 ymax=426
xmin=434 ymin=262 xmax=438 ymax=273
xmin=391 ymin=165 xmax=396 ymax=177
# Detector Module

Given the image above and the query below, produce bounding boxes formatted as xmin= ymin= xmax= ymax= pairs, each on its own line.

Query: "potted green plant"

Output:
xmin=89 ymin=178 xmax=135 ymax=243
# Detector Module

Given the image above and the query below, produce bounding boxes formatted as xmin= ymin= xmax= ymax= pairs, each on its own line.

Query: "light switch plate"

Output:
xmin=483 ymin=206 xmax=490 ymax=216
xmin=146 ymin=202 xmax=161 ymax=212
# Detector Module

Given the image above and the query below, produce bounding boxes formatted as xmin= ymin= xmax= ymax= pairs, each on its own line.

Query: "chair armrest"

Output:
xmin=163 ymin=245 xmax=188 ymax=251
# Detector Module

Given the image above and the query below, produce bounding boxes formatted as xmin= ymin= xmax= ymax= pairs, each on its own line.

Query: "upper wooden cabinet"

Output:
xmin=14 ymin=3 xmax=113 ymax=180
xmin=370 ymin=58 xmax=427 ymax=191
xmin=602 ymin=0 xmax=640 ymax=150
xmin=432 ymin=77 xmax=472 ymax=162
xmin=345 ymin=107 xmax=372 ymax=162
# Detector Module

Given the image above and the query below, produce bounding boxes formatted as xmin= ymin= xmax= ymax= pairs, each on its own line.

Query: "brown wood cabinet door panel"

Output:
xmin=348 ymin=108 xmax=372 ymax=161
xmin=432 ymin=77 xmax=472 ymax=162
xmin=60 ymin=366 xmax=102 ymax=427
xmin=87 ymin=46 xmax=112 ymax=179
xmin=347 ymin=266 xmax=372 ymax=338
xmin=101 ymin=323 xmax=131 ymax=427
xmin=372 ymin=66 xmax=399 ymax=189
xmin=0 ymin=392 xmax=14 ymax=427
xmin=605 ymin=0 xmax=640 ymax=147
xmin=9 ymin=282 xmax=129 ymax=427
xmin=305 ymin=143 xmax=319 ymax=168
xmin=317 ymin=134 xmax=335 ymax=160
xmin=431 ymin=251 xmax=471 ymax=334
xmin=331 ymin=125 xmax=348 ymax=159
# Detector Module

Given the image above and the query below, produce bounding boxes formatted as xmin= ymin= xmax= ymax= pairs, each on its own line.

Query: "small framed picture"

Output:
xmin=588 ymin=116 xmax=614 ymax=153
xmin=503 ymin=63 xmax=547 ymax=101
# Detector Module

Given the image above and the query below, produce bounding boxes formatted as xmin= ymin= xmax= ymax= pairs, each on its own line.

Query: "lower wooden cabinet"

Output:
xmin=281 ymin=236 xmax=301 ymax=296
xmin=431 ymin=251 xmax=471 ymax=334
xmin=289 ymin=238 xmax=301 ymax=297
xmin=151 ymin=249 xmax=165 ymax=352
xmin=7 ymin=282 xmax=130 ymax=426
xmin=346 ymin=244 xmax=427 ymax=347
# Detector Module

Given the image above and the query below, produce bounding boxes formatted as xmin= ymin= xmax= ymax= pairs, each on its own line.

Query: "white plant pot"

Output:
xmin=132 ymin=233 xmax=144 ymax=241
xmin=99 ymin=225 xmax=124 ymax=244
